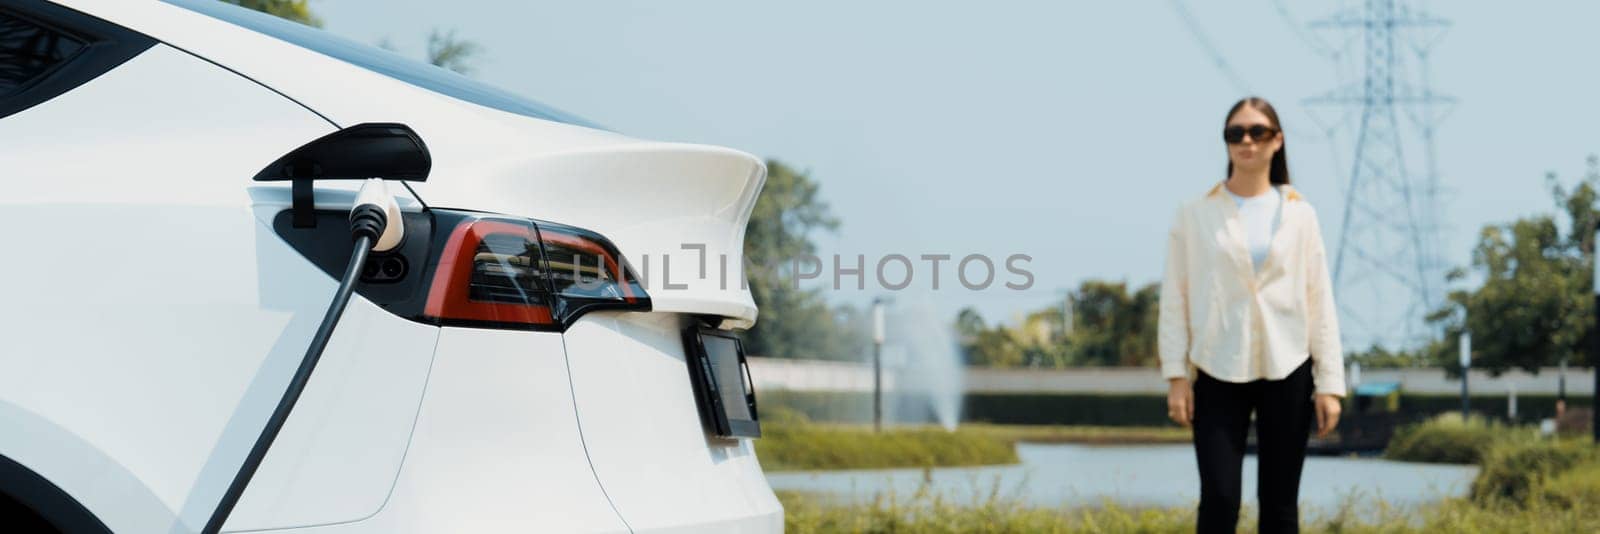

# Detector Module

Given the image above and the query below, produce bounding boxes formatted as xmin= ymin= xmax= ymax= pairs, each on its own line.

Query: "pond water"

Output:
xmin=765 ymin=443 xmax=1478 ymax=513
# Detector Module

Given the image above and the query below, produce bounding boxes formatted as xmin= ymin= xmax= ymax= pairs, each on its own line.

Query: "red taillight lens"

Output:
xmin=423 ymin=218 xmax=553 ymax=327
xmin=421 ymin=212 xmax=649 ymax=330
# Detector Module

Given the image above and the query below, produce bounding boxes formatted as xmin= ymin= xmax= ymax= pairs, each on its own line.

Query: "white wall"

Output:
xmin=747 ymin=357 xmax=1596 ymax=395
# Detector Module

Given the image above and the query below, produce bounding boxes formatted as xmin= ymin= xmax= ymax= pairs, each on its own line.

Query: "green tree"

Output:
xmin=954 ymin=307 xmax=987 ymax=344
xmin=954 ymin=280 xmax=1158 ymax=368
xmin=740 ymin=160 xmax=865 ymax=360
xmin=226 ymin=1 xmax=482 ymax=75
xmin=1066 ymin=280 xmax=1159 ymax=367
xmin=968 ymin=328 xmax=1026 ymax=367
xmin=224 ymin=0 xmax=321 ymax=27
xmin=1426 ymin=156 xmax=1600 ymax=375
xmin=1347 ymin=342 xmax=1427 ymax=369
xmin=952 ymin=307 xmax=1027 ymax=367
xmin=1016 ymin=308 xmax=1068 ymax=367
xmin=426 ymin=28 xmax=481 ymax=74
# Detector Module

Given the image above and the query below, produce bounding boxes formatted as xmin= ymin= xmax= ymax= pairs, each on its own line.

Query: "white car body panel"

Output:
xmin=0 ymin=42 xmax=440 ymax=532
xmin=223 ymin=286 xmax=439 ymax=532
xmin=564 ymin=313 xmax=783 ymax=533
xmin=2 ymin=1 xmax=781 ymax=531
xmin=274 ymin=328 xmax=633 ymax=533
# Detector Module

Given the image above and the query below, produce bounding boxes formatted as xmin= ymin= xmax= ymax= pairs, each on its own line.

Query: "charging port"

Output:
xmin=362 ymin=254 xmax=409 ymax=283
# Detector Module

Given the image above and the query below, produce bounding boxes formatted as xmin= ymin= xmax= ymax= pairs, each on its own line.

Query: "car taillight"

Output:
xmin=421 ymin=211 xmax=649 ymax=330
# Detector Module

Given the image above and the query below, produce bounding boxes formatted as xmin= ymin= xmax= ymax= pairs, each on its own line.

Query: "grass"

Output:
xmin=777 ymin=487 xmax=1198 ymax=534
xmin=753 ymin=407 xmax=1192 ymax=472
xmin=755 ymin=407 xmax=1020 ymax=471
xmin=776 ymin=480 xmax=1600 ymax=533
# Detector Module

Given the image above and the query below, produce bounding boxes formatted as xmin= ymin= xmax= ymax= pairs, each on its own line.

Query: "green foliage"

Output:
xmin=959 ymin=318 xmax=1029 ymax=367
xmin=1346 ymin=342 xmax=1428 ymax=369
xmin=953 ymin=306 xmax=1032 ymax=367
xmin=1425 ymin=156 xmax=1600 ymax=375
xmin=225 ymin=0 xmax=484 ymax=77
xmin=426 ymin=28 xmax=480 ymax=74
xmin=1536 ymin=460 xmax=1600 ymax=510
xmin=963 ymin=393 xmax=1172 ymax=427
xmin=956 ymin=280 xmax=1159 ymax=368
xmin=223 ymin=0 xmax=321 ymax=27
xmin=740 ymin=160 xmax=868 ymax=360
xmin=1423 ymin=436 xmax=1600 ymax=528
xmin=1470 ymin=439 xmax=1596 ymax=505
xmin=1415 ymin=497 xmax=1600 ymax=534
xmin=1383 ymin=413 xmax=1531 ymax=464
xmin=779 ymin=488 xmax=1197 ymax=534
xmin=754 ymin=415 xmax=1018 ymax=472
xmin=1067 ymin=280 xmax=1160 ymax=367
xmin=957 ymin=423 xmax=1191 ymax=445
xmin=778 ymin=479 xmax=1600 ymax=532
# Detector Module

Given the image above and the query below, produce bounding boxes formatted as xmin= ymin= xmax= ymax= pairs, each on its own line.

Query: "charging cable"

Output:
xmin=204 ymin=179 xmax=403 ymax=534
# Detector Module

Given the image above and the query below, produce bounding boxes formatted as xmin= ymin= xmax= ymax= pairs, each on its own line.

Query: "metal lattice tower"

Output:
xmin=1305 ymin=0 xmax=1454 ymax=351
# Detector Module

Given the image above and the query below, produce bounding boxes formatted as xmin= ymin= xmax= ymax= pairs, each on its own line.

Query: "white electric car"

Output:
xmin=0 ymin=0 xmax=780 ymax=532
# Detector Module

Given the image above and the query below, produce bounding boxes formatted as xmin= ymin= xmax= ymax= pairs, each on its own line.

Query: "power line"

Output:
xmin=1166 ymin=0 xmax=1252 ymax=95
xmin=1270 ymin=0 xmax=1340 ymax=59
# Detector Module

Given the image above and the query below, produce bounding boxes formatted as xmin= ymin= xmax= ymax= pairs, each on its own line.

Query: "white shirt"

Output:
xmin=1225 ymin=185 xmax=1282 ymax=273
xmin=1158 ymin=181 xmax=1346 ymax=396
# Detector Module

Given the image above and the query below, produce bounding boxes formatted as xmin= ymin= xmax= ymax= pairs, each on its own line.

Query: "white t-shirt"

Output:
xmin=1225 ymin=185 xmax=1282 ymax=272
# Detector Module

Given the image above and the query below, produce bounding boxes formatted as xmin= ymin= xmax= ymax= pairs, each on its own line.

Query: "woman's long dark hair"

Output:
xmin=1224 ymin=97 xmax=1291 ymax=185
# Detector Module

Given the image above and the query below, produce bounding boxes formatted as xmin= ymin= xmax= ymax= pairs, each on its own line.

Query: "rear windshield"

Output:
xmin=161 ymin=0 xmax=601 ymax=129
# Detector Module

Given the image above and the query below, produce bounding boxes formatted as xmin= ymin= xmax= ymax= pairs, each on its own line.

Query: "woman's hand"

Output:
xmin=1167 ymin=377 xmax=1194 ymax=427
xmin=1314 ymin=394 xmax=1342 ymax=437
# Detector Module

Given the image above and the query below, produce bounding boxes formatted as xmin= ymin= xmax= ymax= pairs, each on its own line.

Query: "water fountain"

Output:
xmin=877 ymin=297 xmax=964 ymax=431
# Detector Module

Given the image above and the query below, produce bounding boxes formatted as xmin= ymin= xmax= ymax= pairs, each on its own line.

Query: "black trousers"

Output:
xmin=1192 ymin=357 xmax=1315 ymax=534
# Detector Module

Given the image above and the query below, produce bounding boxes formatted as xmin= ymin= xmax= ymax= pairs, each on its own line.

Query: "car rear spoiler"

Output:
xmin=423 ymin=143 xmax=767 ymax=329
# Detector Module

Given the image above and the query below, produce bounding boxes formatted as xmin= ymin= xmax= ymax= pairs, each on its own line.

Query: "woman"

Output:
xmin=1157 ymin=96 xmax=1345 ymax=534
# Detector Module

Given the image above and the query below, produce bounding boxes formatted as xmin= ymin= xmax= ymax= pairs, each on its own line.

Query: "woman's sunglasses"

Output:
xmin=1223 ymin=124 xmax=1278 ymax=144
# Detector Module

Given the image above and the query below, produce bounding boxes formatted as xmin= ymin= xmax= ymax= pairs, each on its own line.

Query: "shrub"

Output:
xmin=1536 ymin=460 xmax=1600 ymax=510
xmin=1383 ymin=413 xmax=1524 ymax=464
xmin=1470 ymin=440 xmax=1596 ymax=505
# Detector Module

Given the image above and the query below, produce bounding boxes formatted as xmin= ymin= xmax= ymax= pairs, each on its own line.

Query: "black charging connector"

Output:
xmin=348 ymin=203 xmax=387 ymax=245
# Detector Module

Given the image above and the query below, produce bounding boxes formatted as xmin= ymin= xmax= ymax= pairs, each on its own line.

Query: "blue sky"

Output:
xmin=315 ymin=0 xmax=1600 ymax=348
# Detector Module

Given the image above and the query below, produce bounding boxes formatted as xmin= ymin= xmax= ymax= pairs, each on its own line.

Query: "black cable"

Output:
xmin=399 ymin=180 xmax=430 ymax=212
xmin=203 ymin=233 xmax=376 ymax=534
